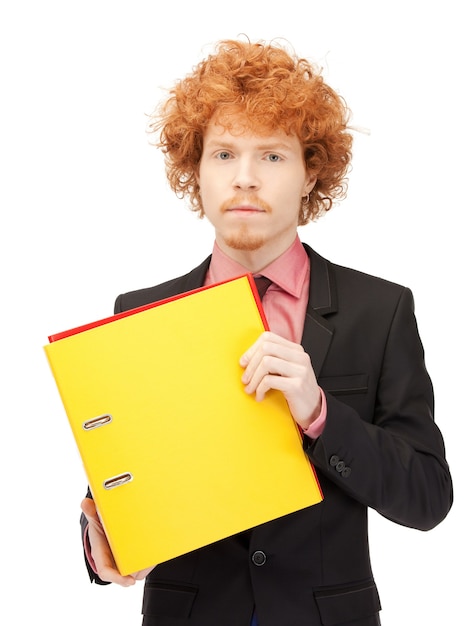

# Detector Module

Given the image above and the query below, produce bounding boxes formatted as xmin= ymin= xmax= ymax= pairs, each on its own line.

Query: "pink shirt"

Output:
xmin=205 ymin=235 xmax=326 ymax=438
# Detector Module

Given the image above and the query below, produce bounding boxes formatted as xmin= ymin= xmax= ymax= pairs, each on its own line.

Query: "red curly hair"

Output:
xmin=149 ymin=39 xmax=353 ymax=224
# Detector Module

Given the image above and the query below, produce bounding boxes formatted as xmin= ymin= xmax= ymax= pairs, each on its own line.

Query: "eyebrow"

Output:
xmin=204 ymin=140 xmax=296 ymax=152
xmin=255 ymin=142 xmax=295 ymax=152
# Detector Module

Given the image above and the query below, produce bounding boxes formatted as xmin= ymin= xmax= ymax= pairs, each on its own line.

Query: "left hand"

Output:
xmin=81 ymin=497 xmax=155 ymax=584
xmin=240 ymin=331 xmax=322 ymax=430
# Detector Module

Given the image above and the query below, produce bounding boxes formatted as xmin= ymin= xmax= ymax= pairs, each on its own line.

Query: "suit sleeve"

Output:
xmin=304 ymin=287 xmax=453 ymax=531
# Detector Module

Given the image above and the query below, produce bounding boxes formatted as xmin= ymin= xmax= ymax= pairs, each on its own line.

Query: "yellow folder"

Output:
xmin=44 ymin=275 xmax=322 ymax=575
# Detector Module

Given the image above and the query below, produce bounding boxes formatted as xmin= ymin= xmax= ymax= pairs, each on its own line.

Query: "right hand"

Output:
xmin=81 ymin=497 xmax=154 ymax=586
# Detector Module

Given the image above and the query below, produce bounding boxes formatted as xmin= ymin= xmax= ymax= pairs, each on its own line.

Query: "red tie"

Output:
xmin=254 ymin=275 xmax=272 ymax=301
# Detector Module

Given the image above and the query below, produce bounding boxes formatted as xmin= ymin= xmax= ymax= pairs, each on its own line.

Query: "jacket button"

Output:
xmin=329 ymin=455 xmax=340 ymax=467
xmin=252 ymin=550 xmax=267 ymax=566
xmin=341 ymin=466 xmax=352 ymax=478
xmin=335 ymin=460 xmax=346 ymax=473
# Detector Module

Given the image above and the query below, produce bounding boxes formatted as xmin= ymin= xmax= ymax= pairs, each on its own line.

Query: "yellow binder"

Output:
xmin=44 ymin=275 xmax=322 ymax=575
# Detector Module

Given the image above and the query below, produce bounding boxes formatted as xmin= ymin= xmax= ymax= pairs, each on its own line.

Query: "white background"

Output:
xmin=1 ymin=1 xmax=465 ymax=624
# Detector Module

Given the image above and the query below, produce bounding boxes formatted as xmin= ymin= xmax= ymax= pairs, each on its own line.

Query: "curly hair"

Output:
xmin=148 ymin=39 xmax=353 ymax=224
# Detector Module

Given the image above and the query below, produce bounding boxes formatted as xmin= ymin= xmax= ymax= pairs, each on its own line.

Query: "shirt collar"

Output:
xmin=207 ymin=235 xmax=309 ymax=299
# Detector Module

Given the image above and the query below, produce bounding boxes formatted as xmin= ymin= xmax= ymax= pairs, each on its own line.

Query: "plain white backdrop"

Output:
xmin=1 ymin=1 xmax=465 ymax=624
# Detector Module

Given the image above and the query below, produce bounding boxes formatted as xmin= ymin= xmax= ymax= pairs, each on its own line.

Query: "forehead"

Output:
xmin=204 ymin=119 xmax=302 ymax=151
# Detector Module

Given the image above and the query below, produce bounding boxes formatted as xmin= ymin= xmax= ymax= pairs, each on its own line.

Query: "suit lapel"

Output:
xmin=179 ymin=256 xmax=212 ymax=291
xmin=301 ymin=244 xmax=337 ymax=377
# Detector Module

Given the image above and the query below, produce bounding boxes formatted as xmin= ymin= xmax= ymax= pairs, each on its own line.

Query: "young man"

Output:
xmin=81 ymin=39 xmax=453 ymax=625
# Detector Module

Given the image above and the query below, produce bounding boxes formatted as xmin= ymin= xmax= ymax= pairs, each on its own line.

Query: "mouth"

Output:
xmin=224 ymin=205 xmax=266 ymax=215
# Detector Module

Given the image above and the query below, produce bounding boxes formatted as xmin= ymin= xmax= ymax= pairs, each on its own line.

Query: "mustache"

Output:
xmin=220 ymin=194 xmax=272 ymax=213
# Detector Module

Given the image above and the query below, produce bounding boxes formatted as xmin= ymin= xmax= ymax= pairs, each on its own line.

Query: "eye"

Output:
xmin=216 ymin=151 xmax=232 ymax=160
xmin=266 ymin=153 xmax=282 ymax=162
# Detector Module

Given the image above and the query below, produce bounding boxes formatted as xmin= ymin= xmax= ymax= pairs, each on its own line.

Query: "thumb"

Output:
xmin=81 ymin=497 xmax=98 ymax=522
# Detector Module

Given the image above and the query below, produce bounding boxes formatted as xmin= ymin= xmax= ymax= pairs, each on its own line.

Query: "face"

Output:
xmin=197 ymin=121 xmax=316 ymax=269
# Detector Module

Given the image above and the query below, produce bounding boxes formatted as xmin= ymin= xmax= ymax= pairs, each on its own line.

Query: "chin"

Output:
xmin=224 ymin=233 xmax=266 ymax=252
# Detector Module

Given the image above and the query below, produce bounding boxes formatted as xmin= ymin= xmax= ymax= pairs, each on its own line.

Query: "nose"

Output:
xmin=232 ymin=157 xmax=260 ymax=191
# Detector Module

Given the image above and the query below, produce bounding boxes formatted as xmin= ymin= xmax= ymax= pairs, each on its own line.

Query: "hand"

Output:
xmin=81 ymin=498 xmax=154 ymax=586
xmin=240 ymin=331 xmax=322 ymax=430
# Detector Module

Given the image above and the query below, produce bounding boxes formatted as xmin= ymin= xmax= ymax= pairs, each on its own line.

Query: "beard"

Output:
xmin=223 ymin=224 xmax=266 ymax=251
xmin=219 ymin=193 xmax=270 ymax=251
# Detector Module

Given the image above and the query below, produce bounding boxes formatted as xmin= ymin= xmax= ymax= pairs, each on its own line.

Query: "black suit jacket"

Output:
xmin=83 ymin=244 xmax=452 ymax=626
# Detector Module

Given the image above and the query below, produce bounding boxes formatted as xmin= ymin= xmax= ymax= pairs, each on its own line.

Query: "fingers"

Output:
xmin=240 ymin=332 xmax=298 ymax=368
xmin=81 ymin=496 xmax=98 ymax=522
xmin=131 ymin=566 xmax=155 ymax=580
xmin=240 ymin=331 xmax=321 ymax=428
xmin=241 ymin=332 xmax=307 ymax=396
xmin=97 ymin=563 xmax=137 ymax=587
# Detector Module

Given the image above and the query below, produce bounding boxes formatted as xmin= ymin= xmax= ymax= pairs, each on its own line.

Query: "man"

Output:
xmin=81 ymin=39 xmax=453 ymax=625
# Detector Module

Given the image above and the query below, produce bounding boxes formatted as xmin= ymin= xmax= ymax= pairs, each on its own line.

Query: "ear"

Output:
xmin=304 ymin=171 xmax=317 ymax=195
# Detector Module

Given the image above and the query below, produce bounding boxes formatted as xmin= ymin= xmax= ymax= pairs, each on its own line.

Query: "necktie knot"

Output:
xmin=254 ymin=275 xmax=272 ymax=301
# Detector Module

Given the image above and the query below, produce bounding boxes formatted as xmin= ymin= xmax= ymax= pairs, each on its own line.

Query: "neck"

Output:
xmin=215 ymin=233 xmax=297 ymax=273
